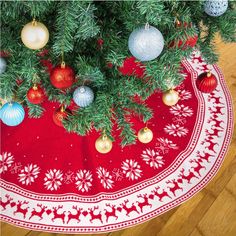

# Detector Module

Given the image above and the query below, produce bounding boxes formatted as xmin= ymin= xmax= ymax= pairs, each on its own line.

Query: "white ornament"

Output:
xmin=128 ymin=24 xmax=164 ymax=61
xmin=0 ymin=57 xmax=7 ymax=74
xmin=204 ymin=0 xmax=228 ymax=17
xmin=73 ymin=86 xmax=94 ymax=108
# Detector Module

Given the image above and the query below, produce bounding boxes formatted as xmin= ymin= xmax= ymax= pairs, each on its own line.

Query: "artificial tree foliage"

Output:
xmin=0 ymin=0 xmax=235 ymax=146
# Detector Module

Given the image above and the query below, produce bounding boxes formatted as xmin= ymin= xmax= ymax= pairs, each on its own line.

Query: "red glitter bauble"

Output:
xmin=27 ymin=84 xmax=45 ymax=104
xmin=53 ymin=106 xmax=71 ymax=127
xmin=50 ymin=63 xmax=75 ymax=89
xmin=196 ymin=72 xmax=218 ymax=93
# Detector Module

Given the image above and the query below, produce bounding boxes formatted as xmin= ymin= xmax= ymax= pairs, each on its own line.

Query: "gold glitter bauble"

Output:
xmin=137 ymin=127 xmax=153 ymax=144
xmin=95 ymin=134 xmax=113 ymax=154
xmin=21 ymin=19 xmax=49 ymax=50
xmin=162 ymin=89 xmax=179 ymax=106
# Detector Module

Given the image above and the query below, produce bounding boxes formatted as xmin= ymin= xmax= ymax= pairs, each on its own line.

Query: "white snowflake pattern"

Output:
xmin=0 ymin=152 xmax=14 ymax=174
xmin=63 ymin=170 xmax=75 ymax=184
xmin=172 ymin=116 xmax=187 ymax=125
xmin=96 ymin=167 xmax=114 ymax=189
xmin=164 ymin=124 xmax=188 ymax=137
xmin=44 ymin=169 xmax=63 ymax=191
xmin=170 ymin=104 xmax=193 ymax=117
xmin=141 ymin=149 xmax=164 ymax=169
xmin=155 ymin=137 xmax=178 ymax=154
xmin=75 ymin=169 xmax=93 ymax=192
xmin=178 ymin=89 xmax=192 ymax=100
xmin=121 ymin=159 xmax=142 ymax=181
xmin=10 ymin=162 xmax=22 ymax=174
xmin=18 ymin=164 xmax=40 ymax=185
xmin=112 ymin=168 xmax=124 ymax=181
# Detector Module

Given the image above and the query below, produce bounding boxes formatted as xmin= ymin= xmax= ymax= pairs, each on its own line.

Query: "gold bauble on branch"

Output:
xmin=21 ymin=19 xmax=49 ymax=50
xmin=137 ymin=127 xmax=153 ymax=144
xmin=162 ymin=88 xmax=179 ymax=106
xmin=95 ymin=134 xmax=113 ymax=154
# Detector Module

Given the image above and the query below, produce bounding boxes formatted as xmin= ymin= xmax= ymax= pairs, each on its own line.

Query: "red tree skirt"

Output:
xmin=0 ymin=51 xmax=233 ymax=233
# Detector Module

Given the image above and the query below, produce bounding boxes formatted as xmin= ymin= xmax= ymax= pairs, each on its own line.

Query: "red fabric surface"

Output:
xmin=0 ymin=51 xmax=233 ymax=233
xmin=1 ymin=64 xmax=196 ymax=195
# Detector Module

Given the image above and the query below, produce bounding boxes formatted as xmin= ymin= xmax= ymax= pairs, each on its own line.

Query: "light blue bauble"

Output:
xmin=128 ymin=25 xmax=164 ymax=62
xmin=73 ymin=86 xmax=94 ymax=108
xmin=0 ymin=57 xmax=7 ymax=74
xmin=1 ymin=102 xmax=25 ymax=126
xmin=204 ymin=0 xmax=228 ymax=17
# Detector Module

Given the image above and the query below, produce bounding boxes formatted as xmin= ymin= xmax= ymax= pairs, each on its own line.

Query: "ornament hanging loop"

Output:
xmin=32 ymin=18 xmax=37 ymax=26
xmin=102 ymin=130 xmax=107 ymax=140
xmin=61 ymin=50 xmax=65 ymax=68
xmin=145 ymin=22 xmax=150 ymax=30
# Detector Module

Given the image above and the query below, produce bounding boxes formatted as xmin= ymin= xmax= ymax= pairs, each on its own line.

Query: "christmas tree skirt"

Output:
xmin=0 ymin=51 xmax=233 ymax=233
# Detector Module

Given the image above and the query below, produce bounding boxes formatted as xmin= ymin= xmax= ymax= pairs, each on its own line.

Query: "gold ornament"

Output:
xmin=138 ymin=127 xmax=153 ymax=144
xmin=162 ymin=89 xmax=179 ymax=106
xmin=95 ymin=134 xmax=113 ymax=154
xmin=21 ymin=19 xmax=49 ymax=50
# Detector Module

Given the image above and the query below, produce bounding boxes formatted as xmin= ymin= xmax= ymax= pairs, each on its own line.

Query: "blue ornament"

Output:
xmin=0 ymin=57 xmax=7 ymax=74
xmin=73 ymin=86 xmax=94 ymax=108
xmin=204 ymin=0 xmax=228 ymax=17
xmin=128 ymin=25 xmax=164 ymax=62
xmin=1 ymin=102 xmax=25 ymax=126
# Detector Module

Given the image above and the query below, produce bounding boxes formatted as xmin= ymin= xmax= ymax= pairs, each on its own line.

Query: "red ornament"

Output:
xmin=27 ymin=84 xmax=45 ymax=104
xmin=97 ymin=38 xmax=104 ymax=48
xmin=107 ymin=62 xmax=113 ymax=68
xmin=119 ymin=57 xmax=145 ymax=78
xmin=169 ymin=21 xmax=198 ymax=49
xmin=196 ymin=71 xmax=218 ymax=93
xmin=169 ymin=34 xmax=198 ymax=49
xmin=53 ymin=105 xmax=71 ymax=127
xmin=50 ymin=62 xmax=75 ymax=89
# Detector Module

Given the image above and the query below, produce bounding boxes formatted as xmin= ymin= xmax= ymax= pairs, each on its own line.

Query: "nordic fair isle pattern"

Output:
xmin=0 ymin=51 xmax=233 ymax=233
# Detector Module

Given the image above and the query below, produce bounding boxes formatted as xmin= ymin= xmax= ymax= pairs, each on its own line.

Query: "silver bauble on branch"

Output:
xmin=204 ymin=0 xmax=228 ymax=17
xmin=73 ymin=86 xmax=94 ymax=108
xmin=128 ymin=24 xmax=164 ymax=62
xmin=0 ymin=57 xmax=7 ymax=74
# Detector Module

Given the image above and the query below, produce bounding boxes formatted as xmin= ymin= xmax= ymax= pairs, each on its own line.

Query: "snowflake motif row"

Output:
xmin=0 ymin=152 xmax=169 ymax=192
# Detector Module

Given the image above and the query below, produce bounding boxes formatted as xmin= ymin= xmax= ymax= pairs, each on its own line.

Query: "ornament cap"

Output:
xmin=60 ymin=105 xmax=65 ymax=112
xmin=80 ymin=86 xmax=86 ymax=93
xmin=32 ymin=84 xmax=38 ymax=90
xmin=32 ymin=18 xmax=37 ymax=26
xmin=143 ymin=127 xmax=149 ymax=132
xmin=61 ymin=61 xmax=66 ymax=69
xmin=102 ymin=134 xmax=108 ymax=141
xmin=207 ymin=71 xmax=211 ymax=77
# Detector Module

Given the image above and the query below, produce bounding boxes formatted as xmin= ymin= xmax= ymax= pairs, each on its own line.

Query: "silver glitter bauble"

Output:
xmin=0 ymin=57 xmax=7 ymax=74
xmin=204 ymin=0 xmax=228 ymax=17
xmin=73 ymin=86 xmax=94 ymax=108
xmin=128 ymin=25 xmax=164 ymax=62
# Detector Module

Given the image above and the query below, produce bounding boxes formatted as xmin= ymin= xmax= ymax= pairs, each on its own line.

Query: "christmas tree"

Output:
xmin=0 ymin=0 xmax=235 ymax=148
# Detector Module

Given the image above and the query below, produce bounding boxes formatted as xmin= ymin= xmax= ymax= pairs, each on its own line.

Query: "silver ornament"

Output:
xmin=204 ymin=0 xmax=228 ymax=17
xmin=128 ymin=25 xmax=164 ymax=62
xmin=0 ymin=57 xmax=7 ymax=74
xmin=73 ymin=86 xmax=94 ymax=108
